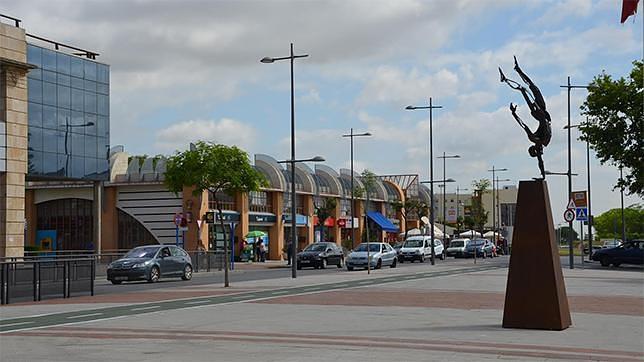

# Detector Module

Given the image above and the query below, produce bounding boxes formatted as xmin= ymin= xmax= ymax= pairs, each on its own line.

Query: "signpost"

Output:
xmin=575 ymin=207 xmax=588 ymax=222
xmin=563 ymin=209 xmax=575 ymax=223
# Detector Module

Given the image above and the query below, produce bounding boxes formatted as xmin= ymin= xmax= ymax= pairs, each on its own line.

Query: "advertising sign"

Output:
xmin=36 ymin=230 xmax=57 ymax=251
xmin=571 ymin=191 xmax=588 ymax=208
xmin=447 ymin=208 xmax=457 ymax=223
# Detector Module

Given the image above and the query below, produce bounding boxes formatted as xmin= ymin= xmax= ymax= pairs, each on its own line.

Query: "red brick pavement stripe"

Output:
xmin=9 ymin=327 xmax=643 ymax=362
xmin=257 ymin=289 xmax=644 ymax=316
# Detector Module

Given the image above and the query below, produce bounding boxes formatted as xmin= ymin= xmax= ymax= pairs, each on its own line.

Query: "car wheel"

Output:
xmin=148 ymin=266 xmax=160 ymax=283
xmin=483 ymin=251 xmax=487 ymax=259
xmin=440 ymin=251 xmax=446 ymax=260
xmin=337 ymin=258 xmax=344 ymax=268
xmin=110 ymin=280 xmax=122 ymax=285
xmin=600 ymin=256 xmax=610 ymax=267
xmin=376 ymin=259 xmax=382 ymax=269
xmin=297 ymin=264 xmax=302 ymax=270
xmin=320 ymin=258 xmax=327 ymax=269
xmin=399 ymin=257 xmax=404 ymax=263
xmin=613 ymin=262 xmax=621 ymax=267
xmin=347 ymin=266 xmax=354 ymax=271
xmin=181 ymin=264 xmax=193 ymax=281
xmin=390 ymin=258 xmax=397 ymax=268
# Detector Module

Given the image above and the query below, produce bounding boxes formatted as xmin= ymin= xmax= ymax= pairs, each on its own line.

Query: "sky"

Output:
xmin=7 ymin=0 xmax=643 ymax=227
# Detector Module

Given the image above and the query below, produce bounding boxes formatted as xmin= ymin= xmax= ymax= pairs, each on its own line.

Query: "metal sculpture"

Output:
xmin=499 ymin=56 xmax=552 ymax=179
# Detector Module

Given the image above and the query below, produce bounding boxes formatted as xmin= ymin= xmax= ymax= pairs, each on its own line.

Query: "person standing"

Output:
xmin=286 ymin=239 xmax=293 ymax=265
xmin=259 ymin=240 xmax=266 ymax=262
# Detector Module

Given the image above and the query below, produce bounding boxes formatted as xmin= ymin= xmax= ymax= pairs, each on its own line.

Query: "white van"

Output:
xmin=399 ymin=236 xmax=444 ymax=262
xmin=446 ymin=238 xmax=471 ymax=258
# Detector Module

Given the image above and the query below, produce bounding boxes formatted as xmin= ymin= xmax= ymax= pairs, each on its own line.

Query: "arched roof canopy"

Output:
xmin=314 ymin=165 xmax=342 ymax=196
xmin=254 ymin=154 xmax=286 ymax=191
xmin=339 ymin=169 xmax=364 ymax=199
xmin=290 ymin=163 xmax=315 ymax=194
xmin=383 ymin=180 xmax=404 ymax=202
xmin=418 ymin=184 xmax=432 ymax=205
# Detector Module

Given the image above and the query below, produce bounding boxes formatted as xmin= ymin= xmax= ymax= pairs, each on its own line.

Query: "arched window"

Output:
xmin=36 ymin=198 xmax=93 ymax=250
xmin=117 ymin=209 xmax=158 ymax=250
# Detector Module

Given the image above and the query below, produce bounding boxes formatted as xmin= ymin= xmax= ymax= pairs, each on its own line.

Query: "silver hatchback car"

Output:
xmin=345 ymin=242 xmax=398 ymax=270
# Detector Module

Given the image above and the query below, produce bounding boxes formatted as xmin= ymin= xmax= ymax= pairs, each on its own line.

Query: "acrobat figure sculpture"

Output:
xmin=499 ymin=56 xmax=552 ymax=179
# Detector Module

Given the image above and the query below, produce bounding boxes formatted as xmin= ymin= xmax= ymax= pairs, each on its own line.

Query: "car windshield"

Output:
xmin=304 ymin=244 xmax=328 ymax=252
xmin=450 ymin=241 xmax=465 ymax=247
xmin=404 ymin=239 xmax=423 ymax=248
xmin=123 ymin=247 xmax=159 ymax=259
xmin=354 ymin=244 xmax=381 ymax=252
xmin=471 ymin=240 xmax=485 ymax=246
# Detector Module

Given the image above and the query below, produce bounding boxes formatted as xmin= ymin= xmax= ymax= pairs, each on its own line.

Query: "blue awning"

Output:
xmin=367 ymin=211 xmax=399 ymax=233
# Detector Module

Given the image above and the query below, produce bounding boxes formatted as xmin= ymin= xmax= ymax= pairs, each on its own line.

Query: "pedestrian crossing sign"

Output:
xmin=575 ymin=207 xmax=588 ymax=221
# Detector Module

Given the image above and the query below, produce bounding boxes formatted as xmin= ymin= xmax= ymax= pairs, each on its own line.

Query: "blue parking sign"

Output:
xmin=575 ymin=207 xmax=588 ymax=221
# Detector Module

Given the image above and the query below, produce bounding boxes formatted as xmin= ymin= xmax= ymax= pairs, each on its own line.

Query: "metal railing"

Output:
xmin=1 ymin=256 xmax=95 ymax=305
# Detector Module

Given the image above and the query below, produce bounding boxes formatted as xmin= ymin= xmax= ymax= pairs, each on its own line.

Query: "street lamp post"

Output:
xmin=342 ymin=129 xmax=372 ymax=249
xmin=438 ymin=153 xmax=460 ymax=241
xmin=262 ymin=44 xmax=309 ymax=279
xmin=64 ymin=118 xmax=95 ymax=177
xmin=456 ymin=186 xmax=468 ymax=234
xmin=560 ymin=77 xmax=591 ymax=270
xmin=277 ymin=156 xmax=325 ymax=277
xmin=421 ymin=178 xmax=455 ymax=264
xmin=406 ymin=98 xmax=443 ymax=265
xmin=620 ymin=166 xmax=626 ymax=243
xmin=487 ymin=166 xmax=508 ymax=243
xmin=495 ymin=177 xmax=511 ymax=252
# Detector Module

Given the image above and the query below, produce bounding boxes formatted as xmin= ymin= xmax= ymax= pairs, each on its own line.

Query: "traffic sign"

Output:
xmin=571 ymin=191 xmax=588 ymax=208
xmin=174 ymin=213 xmax=182 ymax=226
xmin=566 ymin=199 xmax=576 ymax=210
xmin=575 ymin=207 xmax=588 ymax=221
xmin=563 ymin=209 xmax=575 ymax=222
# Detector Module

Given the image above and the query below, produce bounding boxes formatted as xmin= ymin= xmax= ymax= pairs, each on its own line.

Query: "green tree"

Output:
xmin=556 ymin=226 xmax=579 ymax=244
xmin=393 ymin=198 xmax=428 ymax=240
xmin=580 ymin=60 xmax=643 ymax=196
xmin=471 ymin=179 xmax=491 ymax=235
xmin=315 ymin=197 xmax=337 ymax=241
xmin=593 ymin=205 xmax=643 ymax=240
xmin=164 ymin=141 xmax=267 ymax=287
xmin=357 ymin=170 xmax=378 ymax=243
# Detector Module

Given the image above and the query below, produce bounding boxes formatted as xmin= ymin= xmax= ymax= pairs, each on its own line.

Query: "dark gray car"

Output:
xmin=107 ymin=245 xmax=193 ymax=284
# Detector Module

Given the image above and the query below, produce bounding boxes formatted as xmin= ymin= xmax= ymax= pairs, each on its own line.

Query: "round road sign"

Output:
xmin=563 ymin=209 xmax=575 ymax=222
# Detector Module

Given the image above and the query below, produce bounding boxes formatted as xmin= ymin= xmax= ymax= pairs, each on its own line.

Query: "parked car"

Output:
xmin=463 ymin=239 xmax=495 ymax=258
xmin=446 ymin=238 xmax=470 ymax=258
xmin=399 ymin=236 xmax=444 ymax=262
xmin=391 ymin=242 xmax=404 ymax=260
xmin=296 ymin=242 xmax=344 ymax=269
xmin=591 ymin=240 xmax=644 ymax=267
xmin=107 ymin=245 xmax=193 ymax=284
xmin=345 ymin=242 xmax=398 ymax=270
xmin=601 ymin=239 xmax=623 ymax=248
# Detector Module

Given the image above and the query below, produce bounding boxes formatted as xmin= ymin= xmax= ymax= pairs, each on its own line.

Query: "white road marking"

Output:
xmin=335 ymin=284 xmax=349 ymax=287
xmin=130 ymin=305 xmax=161 ymax=312
xmin=66 ymin=313 xmax=103 ymax=319
xmin=270 ymin=291 xmax=288 ymax=295
xmin=0 ymin=321 xmax=34 ymax=328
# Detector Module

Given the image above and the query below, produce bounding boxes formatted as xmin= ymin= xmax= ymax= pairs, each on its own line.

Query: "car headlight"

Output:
xmin=133 ymin=262 xmax=149 ymax=268
xmin=415 ymin=250 xmax=421 ymax=254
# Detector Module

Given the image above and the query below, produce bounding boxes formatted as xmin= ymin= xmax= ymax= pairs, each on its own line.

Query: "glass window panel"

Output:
xmin=72 ymin=156 xmax=84 ymax=178
xmin=84 ymin=61 xmax=97 ymax=81
xmin=84 ymin=79 xmax=97 ymax=92
xmin=84 ymin=91 xmax=97 ymax=114
xmin=71 ymin=76 xmax=84 ymax=89
xmin=97 ymin=64 xmax=109 ymax=84
xmin=57 ymin=73 xmax=70 ymax=86
xmin=42 ymin=49 xmax=56 ymax=71
xmin=57 ymin=128 xmax=67 ymax=154
xmin=71 ymin=132 xmax=84 ymax=156
xmin=42 ymin=105 xmax=57 ymax=129
xmin=58 ymin=154 xmax=68 ymax=177
xmin=42 ymin=128 xmax=57 ymax=153
xmin=28 ymin=68 xmax=42 ymax=80
xmin=71 ymin=56 xmax=84 ymax=78
xmin=27 ymin=45 xmax=42 ymax=67
xmin=56 ymin=53 xmax=71 ymax=74
xmin=71 ymin=88 xmax=84 ymax=111
xmin=42 ymin=82 xmax=57 ymax=106
xmin=84 ymin=157 xmax=97 ymax=176
xmin=43 ymin=152 xmax=59 ymax=175
xmin=42 ymin=70 xmax=57 ymax=83
xmin=97 ymin=137 xmax=108 ymax=160
xmin=97 ymin=158 xmax=109 ymax=177
xmin=85 ymin=114 xmax=97 ymax=136
xmin=28 ymin=78 xmax=42 ymax=103
xmin=97 ymin=116 xmax=109 ymax=138
xmin=57 ymin=108 xmax=71 ymax=129
xmin=29 ymin=150 xmax=44 ymax=175
xmin=84 ymin=136 xmax=97 ymax=158
xmin=97 ymin=83 xmax=109 ymax=95
xmin=28 ymin=103 xmax=43 ymax=127
xmin=28 ymin=126 xmax=43 ymax=151
xmin=57 ymin=85 xmax=71 ymax=109
xmin=97 ymin=94 xmax=109 ymax=116
xmin=71 ymin=111 xmax=84 ymax=128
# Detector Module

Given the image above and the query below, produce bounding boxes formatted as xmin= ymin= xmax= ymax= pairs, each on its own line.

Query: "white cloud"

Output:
xmin=154 ymin=118 xmax=257 ymax=154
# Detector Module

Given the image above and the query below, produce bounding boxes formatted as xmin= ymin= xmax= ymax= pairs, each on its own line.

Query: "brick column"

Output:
xmin=268 ymin=191 xmax=284 ymax=260
xmin=0 ymin=23 xmax=31 ymax=257
xmin=25 ymin=188 xmax=35 ymax=246
xmin=182 ymin=186 xmax=210 ymax=251
xmin=302 ymin=195 xmax=314 ymax=248
xmin=355 ymin=199 xmax=364 ymax=246
xmin=330 ymin=198 xmax=341 ymax=245
xmin=101 ymin=186 xmax=118 ymax=251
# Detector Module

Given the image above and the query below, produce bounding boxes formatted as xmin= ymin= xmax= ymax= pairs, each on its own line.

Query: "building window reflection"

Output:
xmin=36 ymin=198 xmax=94 ymax=251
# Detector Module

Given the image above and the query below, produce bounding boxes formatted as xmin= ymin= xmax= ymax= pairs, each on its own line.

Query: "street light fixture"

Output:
xmin=64 ymin=118 xmax=95 ymax=177
xmin=406 ymin=98 xmax=443 ymax=265
xmin=438 ymin=153 xmax=460 ymax=241
xmin=487 ymin=166 xmax=508 ymax=243
xmin=261 ymin=43 xmax=309 ymax=279
xmin=494 ymin=177 xmax=511 ymax=253
xmin=421 ymin=178 xmax=454 ymax=263
xmin=342 ymin=129 xmax=372 ymax=249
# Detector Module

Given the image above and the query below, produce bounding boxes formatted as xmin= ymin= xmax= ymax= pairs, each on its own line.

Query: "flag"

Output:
xmin=621 ymin=0 xmax=640 ymax=23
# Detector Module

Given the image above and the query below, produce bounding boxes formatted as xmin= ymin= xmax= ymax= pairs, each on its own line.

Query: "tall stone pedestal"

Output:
xmin=502 ymin=180 xmax=571 ymax=330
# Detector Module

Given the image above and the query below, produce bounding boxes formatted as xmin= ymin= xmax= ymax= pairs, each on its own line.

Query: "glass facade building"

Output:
xmin=26 ymin=44 xmax=109 ymax=180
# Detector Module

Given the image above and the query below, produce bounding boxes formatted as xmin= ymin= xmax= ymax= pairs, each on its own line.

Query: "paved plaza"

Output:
xmin=1 ymin=258 xmax=643 ymax=361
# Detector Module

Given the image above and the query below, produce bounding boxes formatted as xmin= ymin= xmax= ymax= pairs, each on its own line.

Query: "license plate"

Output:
xmin=301 ymin=260 xmax=310 ymax=263
xmin=113 ymin=276 xmax=128 ymax=281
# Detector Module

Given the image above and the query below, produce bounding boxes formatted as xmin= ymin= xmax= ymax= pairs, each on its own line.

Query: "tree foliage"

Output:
xmin=470 ymin=179 xmax=491 ymax=233
xmin=358 ymin=170 xmax=378 ymax=242
xmin=315 ymin=197 xmax=337 ymax=241
xmin=593 ymin=204 xmax=643 ymax=240
xmin=393 ymin=198 xmax=429 ymax=240
xmin=580 ymin=60 xmax=643 ymax=196
xmin=556 ymin=226 xmax=579 ymax=244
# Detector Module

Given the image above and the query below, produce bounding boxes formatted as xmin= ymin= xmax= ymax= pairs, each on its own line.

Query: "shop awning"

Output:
xmin=367 ymin=211 xmax=399 ymax=233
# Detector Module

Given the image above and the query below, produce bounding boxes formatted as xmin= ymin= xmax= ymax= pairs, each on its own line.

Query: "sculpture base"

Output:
xmin=502 ymin=180 xmax=571 ymax=330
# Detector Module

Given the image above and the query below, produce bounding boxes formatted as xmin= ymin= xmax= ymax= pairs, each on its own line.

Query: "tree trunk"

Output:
xmin=215 ymin=197 xmax=229 ymax=288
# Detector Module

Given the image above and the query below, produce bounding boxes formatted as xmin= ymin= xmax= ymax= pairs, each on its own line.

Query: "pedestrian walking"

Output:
xmin=259 ymin=240 xmax=266 ymax=262
xmin=286 ymin=239 xmax=293 ymax=265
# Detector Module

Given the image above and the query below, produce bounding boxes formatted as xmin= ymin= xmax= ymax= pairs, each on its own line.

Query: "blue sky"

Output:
xmin=10 ymin=0 xmax=643 ymax=225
